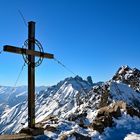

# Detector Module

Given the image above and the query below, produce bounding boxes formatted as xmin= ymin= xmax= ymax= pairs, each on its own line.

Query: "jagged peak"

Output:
xmin=115 ymin=65 xmax=131 ymax=75
xmin=113 ymin=65 xmax=137 ymax=79
xmin=86 ymin=76 xmax=93 ymax=85
xmin=112 ymin=65 xmax=140 ymax=92
xmin=121 ymin=65 xmax=130 ymax=69
xmin=56 ymin=75 xmax=91 ymax=85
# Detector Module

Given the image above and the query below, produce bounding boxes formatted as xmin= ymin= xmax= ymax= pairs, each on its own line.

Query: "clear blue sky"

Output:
xmin=0 ymin=0 xmax=140 ymax=86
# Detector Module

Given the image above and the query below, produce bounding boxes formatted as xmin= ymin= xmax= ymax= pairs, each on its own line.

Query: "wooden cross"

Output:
xmin=3 ymin=21 xmax=54 ymax=129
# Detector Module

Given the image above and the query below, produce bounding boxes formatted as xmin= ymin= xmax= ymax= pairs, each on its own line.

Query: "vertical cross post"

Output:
xmin=3 ymin=21 xmax=54 ymax=135
xmin=28 ymin=21 xmax=35 ymax=128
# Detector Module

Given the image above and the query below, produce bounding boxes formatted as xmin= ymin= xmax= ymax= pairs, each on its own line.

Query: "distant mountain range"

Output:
xmin=0 ymin=65 xmax=140 ymax=140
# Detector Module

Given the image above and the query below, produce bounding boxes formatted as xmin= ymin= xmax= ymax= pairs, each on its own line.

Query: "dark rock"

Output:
xmin=87 ymin=76 xmax=93 ymax=85
xmin=73 ymin=132 xmax=91 ymax=140
xmin=91 ymin=115 xmax=113 ymax=133
xmin=67 ymin=112 xmax=88 ymax=128
xmin=98 ymin=84 xmax=110 ymax=108
xmin=20 ymin=127 xmax=44 ymax=136
xmin=60 ymin=132 xmax=91 ymax=140
xmin=68 ymin=112 xmax=87 ymax=121
xmin=126 ymin=106 xmax=140 ymax=118
xmin=45 ymin=125 xmax=57 ymax=132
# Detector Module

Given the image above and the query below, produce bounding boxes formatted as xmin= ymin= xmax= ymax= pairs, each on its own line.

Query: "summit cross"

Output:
xmin=3 ymin=21 xmax=54 ymax=130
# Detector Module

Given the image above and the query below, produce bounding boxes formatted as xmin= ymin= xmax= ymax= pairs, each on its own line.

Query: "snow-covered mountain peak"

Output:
xmin=55 ymin=75 xmax=92 ymax=92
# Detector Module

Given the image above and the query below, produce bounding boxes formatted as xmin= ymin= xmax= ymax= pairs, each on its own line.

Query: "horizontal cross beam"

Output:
xmin=3 ymin=45 xmax=54 ymax=59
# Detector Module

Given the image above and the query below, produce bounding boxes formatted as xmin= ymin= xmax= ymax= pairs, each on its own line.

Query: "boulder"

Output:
xmin=91 ymin=101 xmax=122 ymax=133
xmin=67 ymin=112 xmax=88 ymax=128
xmin=45 ymin=125 xmax=57 ymax=132
xmin=97 ymin=102 xmax=121 ymax=119
xmin=91 ymin=115 xmax=113 ymax=133
xmin=60 ymin=132 xmax=91 ymax=140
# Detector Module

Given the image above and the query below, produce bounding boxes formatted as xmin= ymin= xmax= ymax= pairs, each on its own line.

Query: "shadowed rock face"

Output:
xmin=112 ymin=65 xmax=140 ymax=92
xmin=126 ymin=106 xmax=140 ymax=118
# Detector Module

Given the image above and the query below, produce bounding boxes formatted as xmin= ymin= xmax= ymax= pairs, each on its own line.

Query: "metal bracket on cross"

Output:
xmin=22 ymin=39 xmax=44 ymax=67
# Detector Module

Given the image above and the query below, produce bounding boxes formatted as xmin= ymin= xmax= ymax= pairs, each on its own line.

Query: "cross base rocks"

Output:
xmin=20 ymin=127 xmax=44 ymax=136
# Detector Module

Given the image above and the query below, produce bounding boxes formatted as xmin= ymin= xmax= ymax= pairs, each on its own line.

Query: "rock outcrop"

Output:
xmin=90 ymin=101 xmax=140 ymax=133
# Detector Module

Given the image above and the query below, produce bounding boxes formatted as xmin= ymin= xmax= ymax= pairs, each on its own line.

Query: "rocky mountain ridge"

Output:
xmin=0 ymin=66 xmax=140 ymax=140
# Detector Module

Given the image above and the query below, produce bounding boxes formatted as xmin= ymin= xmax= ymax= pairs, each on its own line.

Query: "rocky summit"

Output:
xmin=0 ymin=66 xmax=140 ymax=139
xmin=112 ymin=65 xmax=140 ymax=92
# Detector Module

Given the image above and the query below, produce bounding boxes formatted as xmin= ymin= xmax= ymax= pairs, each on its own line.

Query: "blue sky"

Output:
xmin=0 ymin=0 xmax=140 ymax=86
